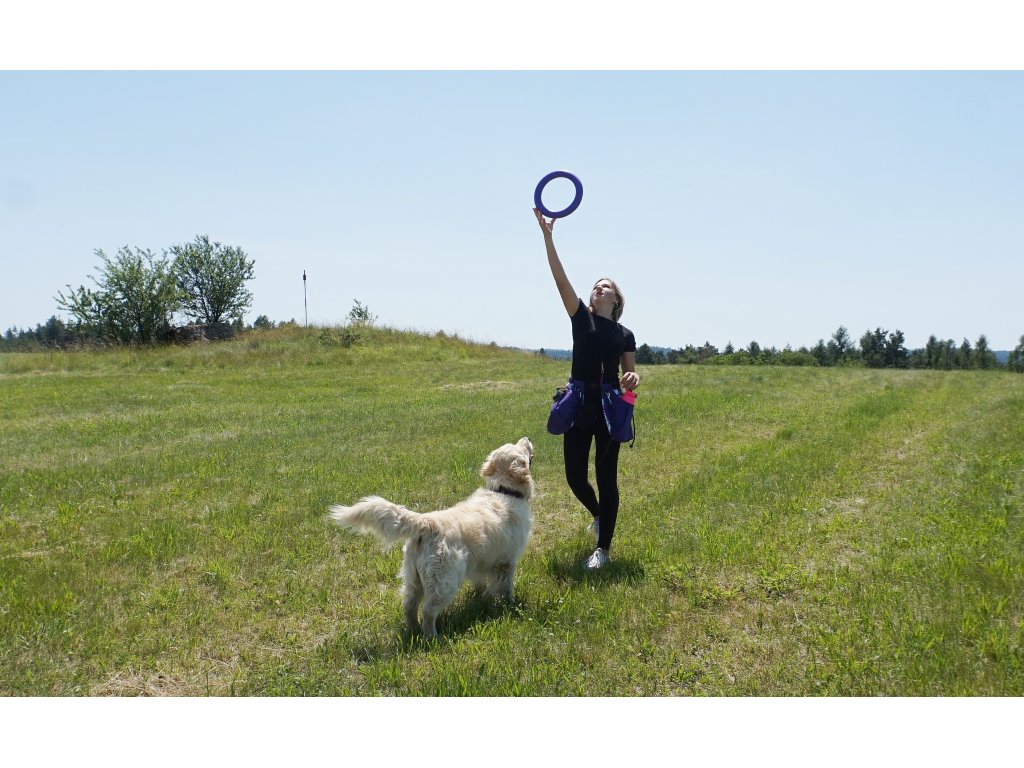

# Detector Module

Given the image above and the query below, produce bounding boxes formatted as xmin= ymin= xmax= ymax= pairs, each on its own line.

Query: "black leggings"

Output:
xmin=563 ymin=394 xmax=621 ymax=551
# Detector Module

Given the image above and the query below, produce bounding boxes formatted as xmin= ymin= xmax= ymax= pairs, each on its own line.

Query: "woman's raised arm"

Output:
xmin=534 ymin=208 xmax=578 ymax=316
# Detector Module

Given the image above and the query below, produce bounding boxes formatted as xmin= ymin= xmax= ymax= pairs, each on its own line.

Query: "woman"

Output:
xmin=535 ymin=207 xmax=639 ymax=570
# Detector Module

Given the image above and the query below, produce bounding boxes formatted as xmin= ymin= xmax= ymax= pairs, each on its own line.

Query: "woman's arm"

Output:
xmin=620 ymin=351 xmax=639 ymax=391
xmin=534 ymin=208 xmax=578 ymax=316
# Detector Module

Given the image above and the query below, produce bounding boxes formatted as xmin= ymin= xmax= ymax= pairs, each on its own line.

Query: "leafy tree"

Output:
xmin=811 ymin=339 xmax=829 ymax=366
xmin=1 ymin=326 xmax=27 ymax=351
xmin=57 ymin=247 xmax=179 ymax=344
xmin=907 ymin=347 xmax=928 ymax=369
xmin=940 ymin=339 xmax=957 ymax=370
xmin=1008 ymin=335 xmax=1024 ymax=373
xmin=171 ymin=235 xmax=255 ymax=325
xmin=347 ymin=299 xmax=378 ymax=326
xmin=831 ymin=326 xmax=853 ymax=362
xmin=857 ymin=327 xmax=906 ymax=369
xmin=973 ymin=334 xmax=998 ymax=369
xmin=252 ymin=315 xmax=274 ymax=330
xmin=697 ymin=341 xmax=719 ymax=362
xmin=956 ymin=338 xmax=973 ymax=369
xmin=859 ymin=328 xmax=887 ymax=368
xmin=824 ymin=340 xmax=839 ymax=365
xmin=924 ymin=335 xmax=943 ymax=369
xmin=676 ymin=345 xmax=700 ymax=364
xmin=884 ymin=330 xmax=908 ymax=368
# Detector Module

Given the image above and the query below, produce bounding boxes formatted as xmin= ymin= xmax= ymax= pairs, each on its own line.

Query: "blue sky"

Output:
xmin=3 ymin=70 xmax=1023 ymax=350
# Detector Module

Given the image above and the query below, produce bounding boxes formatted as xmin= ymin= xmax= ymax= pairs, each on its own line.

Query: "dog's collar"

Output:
xmin=494 ymin=485 xmax=524 ymax=499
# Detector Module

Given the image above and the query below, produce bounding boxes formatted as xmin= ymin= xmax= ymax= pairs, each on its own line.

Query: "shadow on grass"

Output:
xmin=341 ymin=590 xmax=526 ymax=662
xmin=542 ymin=538 xmax=648 ymax=587
xmin=434 ymin=589 xmax=523 ymax=638
xmin=335 ymin=543 xmax=649 ymax=665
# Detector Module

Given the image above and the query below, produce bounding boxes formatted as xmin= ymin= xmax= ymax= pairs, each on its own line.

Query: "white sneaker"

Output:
xmin=583 ymin=548 xmax=610 ymax=570
xmin=586 ymin=517 xmax=600 ymax=545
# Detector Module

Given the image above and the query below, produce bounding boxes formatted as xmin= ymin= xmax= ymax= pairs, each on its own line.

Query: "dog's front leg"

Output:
xmin=420 ymin=607 xmax=440 ymax=639
xmin=403 ymin=594 xmax=421 ymax=633
xmin=489 ymin=562 xmax=515 ymax=603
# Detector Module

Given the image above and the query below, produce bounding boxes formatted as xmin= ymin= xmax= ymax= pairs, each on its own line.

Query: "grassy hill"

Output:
xmin=1 ymin=325 xmax=1022 ymax=695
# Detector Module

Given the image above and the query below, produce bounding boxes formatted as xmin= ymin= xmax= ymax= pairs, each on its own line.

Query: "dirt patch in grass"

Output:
xmin=91 ymin=669 xmax=191 ymax=696
xmin=439 ymin=380 xmax=517 ymax=392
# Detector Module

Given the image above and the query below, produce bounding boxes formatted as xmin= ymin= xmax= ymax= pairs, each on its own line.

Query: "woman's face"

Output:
xmin=591 ymin=280 xmax=617 ymax=311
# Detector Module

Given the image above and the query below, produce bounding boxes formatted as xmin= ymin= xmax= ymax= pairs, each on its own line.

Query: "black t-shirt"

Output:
xmin=569 ymin=298 xmax=637 ymax=384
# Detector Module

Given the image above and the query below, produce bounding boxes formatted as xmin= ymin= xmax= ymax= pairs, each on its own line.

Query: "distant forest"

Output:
xmin=0 ymin=314 xmax=279 ymax=352
xmin=542 ymin=326 xmax=1024 ymax=372
xmin=4 ymin=317 xmax=1024 ymax=373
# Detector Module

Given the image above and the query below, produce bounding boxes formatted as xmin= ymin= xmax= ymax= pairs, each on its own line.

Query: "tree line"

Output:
xmin=5 ymin=253 xmax=1024 ymax=375
xmin=636 ymin=326 xmax=1024 ymax=372
xmin=1 ymin=235 xmax=255 ymax=350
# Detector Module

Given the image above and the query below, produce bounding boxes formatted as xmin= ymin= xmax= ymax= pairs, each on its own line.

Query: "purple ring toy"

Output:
xmin=534 ymin=171 xmax=583 ymax=218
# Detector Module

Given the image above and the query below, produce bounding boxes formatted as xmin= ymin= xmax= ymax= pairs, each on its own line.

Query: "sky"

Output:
xmin=3 ymin=1 xmax=1024 ymax=353
xmin=2 ymin=70 xmax=1023 ymax=352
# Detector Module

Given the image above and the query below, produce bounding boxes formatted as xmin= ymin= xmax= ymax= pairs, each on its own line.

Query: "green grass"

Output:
xmin=2 ymin=326 xmax=1022 ymax=695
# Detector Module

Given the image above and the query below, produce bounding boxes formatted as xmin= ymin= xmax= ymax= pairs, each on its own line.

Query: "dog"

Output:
xmin=328 ymin=437 xmax=534 ymax=639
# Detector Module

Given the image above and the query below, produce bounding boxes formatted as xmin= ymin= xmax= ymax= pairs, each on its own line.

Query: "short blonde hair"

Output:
xmin=589 ymin=277 xmax=625 ymax=322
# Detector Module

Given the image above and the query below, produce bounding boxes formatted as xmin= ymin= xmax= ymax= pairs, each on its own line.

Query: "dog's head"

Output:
xmin=480 ymin=436 xmax=534 ymax=498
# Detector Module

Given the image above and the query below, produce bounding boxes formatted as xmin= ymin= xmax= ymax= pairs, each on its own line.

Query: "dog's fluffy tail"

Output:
xmin=327 ymin=496 xmax=429 ymax=548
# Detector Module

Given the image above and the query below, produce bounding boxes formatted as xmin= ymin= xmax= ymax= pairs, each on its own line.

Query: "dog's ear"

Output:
xmin=518 ymin=437 xmax=534 ymax=459
xmin=509 ymin=456 xmax=531 ymax=483
xmin=480 ymin=450 xmax=498 ymax=478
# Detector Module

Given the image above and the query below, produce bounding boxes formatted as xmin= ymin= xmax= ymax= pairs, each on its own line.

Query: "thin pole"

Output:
xmin=303 ymin=270 xmax=308 ymax=327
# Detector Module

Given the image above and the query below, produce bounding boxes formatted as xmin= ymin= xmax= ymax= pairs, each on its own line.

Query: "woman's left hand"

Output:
xmin=620 ymin=372 xmax=639 ymax=391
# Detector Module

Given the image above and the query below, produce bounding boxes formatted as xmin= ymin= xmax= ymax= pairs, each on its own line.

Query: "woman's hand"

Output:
xmin=534 ymin=207 xmax=555 ymax=238
xmin=620 ymin=352 xmax=639 ymax=391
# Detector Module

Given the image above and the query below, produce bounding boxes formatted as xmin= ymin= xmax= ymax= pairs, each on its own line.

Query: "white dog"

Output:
xmin=328 ymin=437 xmax=534 ymax=638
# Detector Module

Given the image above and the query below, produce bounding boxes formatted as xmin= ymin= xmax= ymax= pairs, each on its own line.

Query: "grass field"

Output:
xmin=1 ymin=325 xmax=1022 ymax=696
